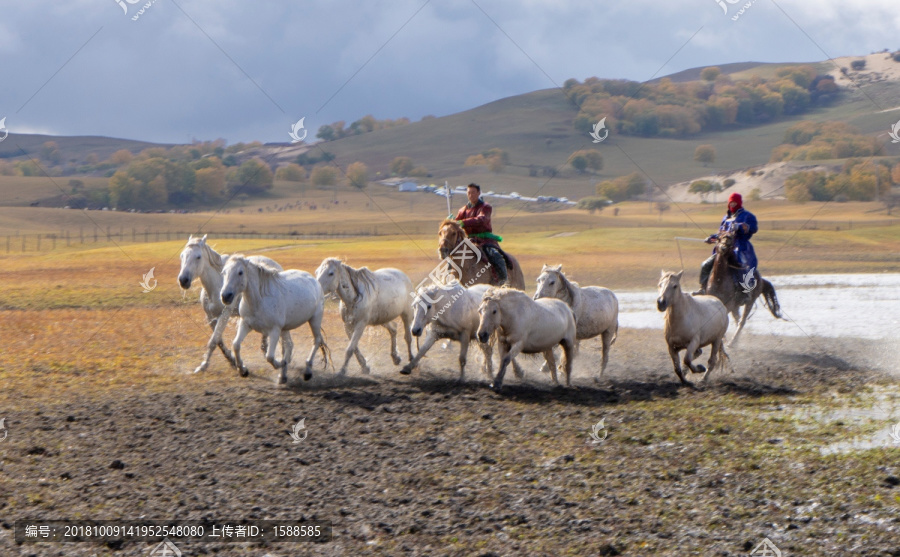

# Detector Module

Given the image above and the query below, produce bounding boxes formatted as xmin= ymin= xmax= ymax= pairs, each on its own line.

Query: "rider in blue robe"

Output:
xmin=695 ymin=192 xmax=758 ymax=295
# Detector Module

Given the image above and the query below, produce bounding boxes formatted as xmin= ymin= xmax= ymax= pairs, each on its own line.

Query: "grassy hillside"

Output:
xmin=1 ymin=57 xmax=898 ymax=210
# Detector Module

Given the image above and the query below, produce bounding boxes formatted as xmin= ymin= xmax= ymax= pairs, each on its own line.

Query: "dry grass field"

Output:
xmin=1 ymin=192 xmax=899 ymax=556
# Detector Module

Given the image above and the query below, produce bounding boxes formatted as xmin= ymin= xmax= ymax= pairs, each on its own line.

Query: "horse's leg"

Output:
xmin=702 ymin=338 xmax=721 ymax=385
xmin=383 ymin=321 xmax=401 ymax=365
xmin=400 ymin=330 xmax=438 ymax=375
xmin=683 ymin=338 xmax=705 ymax=376
xmin=728 ymin=301 xmax=752 ymax=347
xmin=231 ymin=319 xmax=252 ymax=377
xmin=278 ymin=330 xmax=293 ymax=385
xmin=492 ymin=341 xmax=523 ymax=393
xmin=478 ymin=337 xmax=494 ymax=380
xmin=303 ymin=309 xmax=326 ymax=381
xmin=402 ymin=311 xmax=414 ymax=363
xmin=667 ymin=345 xmax=687 ymax=385
xmin=511 ymin=358 xmax=526 ymax=380
xmin=562 ymin=338 xmax=575 ymax=388
xmin=197 ymin=315 xmax=226 ymax=373
xmin=265 ymin=328 xmax=284 ymax=371
xmin=342 ymin=322 xmax=368 ymax=375
xmin=457 ymin=334 xmax=470 ymax=382
xmin=543 ymin=348 xmax=559 ymax=387
xmin=598 ymin=332 xmax=613 ymax=380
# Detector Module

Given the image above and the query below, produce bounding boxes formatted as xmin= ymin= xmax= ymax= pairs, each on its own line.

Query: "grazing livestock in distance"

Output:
xmin=476 ymin=287 xmax=576 ymax=392
xmin=315 ymin=258 xmax=414 ymax=375
xmin=534 ymin=264 xmax=619 ymax=380
xmin=220 ymin=256 xmax=328 ymax=384
xmin=657 ymin=270 xmax=729 ymax=386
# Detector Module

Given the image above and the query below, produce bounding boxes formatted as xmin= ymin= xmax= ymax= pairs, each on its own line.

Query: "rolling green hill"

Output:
xmin=2 ymin=55 xmax=898 ymax=208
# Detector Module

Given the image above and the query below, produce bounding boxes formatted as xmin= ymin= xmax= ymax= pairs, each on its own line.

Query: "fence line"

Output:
xmin=2 ymin=218 xmax=897 ymax=253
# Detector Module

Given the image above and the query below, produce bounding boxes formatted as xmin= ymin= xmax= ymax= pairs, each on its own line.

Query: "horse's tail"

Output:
xmin=760 ymin=279 xmax=782 ymax=319
xmin=318 ymin=329 xmax=334 ymax=371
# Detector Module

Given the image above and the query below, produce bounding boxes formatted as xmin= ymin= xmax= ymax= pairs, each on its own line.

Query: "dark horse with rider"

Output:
xmin=695 ymin=192 xmax=782 ymax=345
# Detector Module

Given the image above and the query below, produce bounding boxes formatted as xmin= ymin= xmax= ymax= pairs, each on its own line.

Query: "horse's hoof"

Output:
xmin=490 ymin=383 xmax=503 ymax=393
xmin=693 ymin=365 xmax=707 ymax=374
xmin=278 ymin=375 xmax=287 ymax=385
xmin=303 ymin=372 xmax=312 ymax=381
xmin=239 ymin=368 xmax=249 ymax=377
xmin=193 ymin=366 xmax=205 ymax=374
xmin=399 ymin=366 xmax=412 ymax=376
xmin=361 ymin=367 xmax=371 ymax=375
xmin=391 ymin=354 xmax=401 ymax=365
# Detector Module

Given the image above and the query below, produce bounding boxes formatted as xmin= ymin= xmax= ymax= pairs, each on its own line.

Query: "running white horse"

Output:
xmin=315 ymin=258 xmax=414 ymax=375
xmin=401 ymin=281 xmax=494 ymax=381
xmin=656 ymin=270 xmax=729 ymax=386
xmin=534 ymin=264 xmax=619 ymax=379
xmin=177 ymin=235 xmax=283 ymax=373
xmin=476 ymin=287 xmax=577 ymax=392
xmin=220 ymin=255 xmax=328 ymax=384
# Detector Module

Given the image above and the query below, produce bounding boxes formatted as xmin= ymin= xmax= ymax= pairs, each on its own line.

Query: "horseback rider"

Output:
xmin=453 ymin=183 xmax=508 ymax=286
xmin=694 ymin=192 xmax=758 ymax=295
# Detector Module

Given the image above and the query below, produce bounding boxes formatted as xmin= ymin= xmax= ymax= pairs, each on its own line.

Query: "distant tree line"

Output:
xmin=784 ymin=159 xmax=900 ymax=203
xmin=316 ymin=115 xmax=411 ymax=142
xmin=565 ymin=65 xmax=838 ymax=139
xmin=770 ymin=121 xmax=883 ymax=162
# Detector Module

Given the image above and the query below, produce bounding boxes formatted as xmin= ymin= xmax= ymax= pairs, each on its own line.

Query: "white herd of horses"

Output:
xmin=178 ymin=235 xmax=733 ymax=392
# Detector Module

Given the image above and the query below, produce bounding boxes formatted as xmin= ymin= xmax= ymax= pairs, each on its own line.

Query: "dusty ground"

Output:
xmin=2 ymin=320 xmax=899 ymax=557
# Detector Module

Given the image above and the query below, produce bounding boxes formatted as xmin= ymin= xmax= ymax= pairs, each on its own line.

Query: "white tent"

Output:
xmin=398 ymin=181 xmax=418 ymax=192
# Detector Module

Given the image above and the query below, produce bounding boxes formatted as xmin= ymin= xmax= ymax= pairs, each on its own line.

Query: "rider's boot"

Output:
xmin=691 ymin=280 xmax=707 ymax=296
xmin=486 ymin=247 xmax=508 ymax=287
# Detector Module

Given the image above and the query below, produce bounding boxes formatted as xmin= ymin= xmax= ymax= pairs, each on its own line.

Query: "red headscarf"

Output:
xmin=728 ymin=192 xmax=742 ymax=212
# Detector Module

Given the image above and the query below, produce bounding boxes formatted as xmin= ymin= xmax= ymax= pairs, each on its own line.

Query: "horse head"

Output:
xmin=220 ymin=255 xmax=249 ymax=305
xmin=534 ymin=264 xmax=565 ymax=301
xmin=476 ymin=291 xmax=502 ymax=343
xmin=315 ymin=258 xmax=344 ymax=297
xmin=178 ymin=234 xmax=208 ymax=289
xmin=715 ymin=230 xmax=736 ymax=255
xmin=410 ymin=283 xmax=445 ymax=336
xmin=657 ymin=270 xmax=684 ymax=311
xmin=438 ymin=219 xmax=465 ymax=259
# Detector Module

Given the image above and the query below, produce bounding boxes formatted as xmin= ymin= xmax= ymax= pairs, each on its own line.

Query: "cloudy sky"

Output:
xmin=1 ymin=0 xmax=898 ymax=144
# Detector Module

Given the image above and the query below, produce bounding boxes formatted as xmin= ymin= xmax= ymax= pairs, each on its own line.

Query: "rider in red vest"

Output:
xmin=454 ymin=183 xmax=508 ymax=286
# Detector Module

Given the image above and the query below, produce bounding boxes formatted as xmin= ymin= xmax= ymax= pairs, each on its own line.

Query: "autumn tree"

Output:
xmin=40 ymin=141 xmax=61 ymax=164
xmin=109 ymin=149 xmax=134 ymax=166
xmin=694 ymin=145 xmax=716 ymax=166
xmin=195 ymin=166 xmax=225 ymax=202
xmin=569 ymin=149 xmax=603 ymax=173
xmin=700 ymin=67 xmax=721 ymax=81
xmin=346 ymin=161 xmax=369 ymax=189
xmin=310 ymin=166 xmax=338 ymax=187
xmin=390 ymin=156 xmax=414 ymax=176
xmin=275 ymin=163 xmax=306 ymax=182
xmin=575 ymin=196 xmax=608 ymax=214
xmin=228 ymin=159 xmax=273 ymax=195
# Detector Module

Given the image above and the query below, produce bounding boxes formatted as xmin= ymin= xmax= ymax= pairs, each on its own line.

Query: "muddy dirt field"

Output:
xmin=2 ymin=327 xmax=899 ymax=556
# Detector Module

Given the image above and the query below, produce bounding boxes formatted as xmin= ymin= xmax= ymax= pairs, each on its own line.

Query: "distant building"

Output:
xmin=398 ymin=181 xmax=418 ymax=192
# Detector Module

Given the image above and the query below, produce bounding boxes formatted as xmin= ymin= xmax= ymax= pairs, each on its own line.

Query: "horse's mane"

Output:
xmin=483 ymin=286 xmax=526 ymax=304
xmin=345 ymin=264 xmax=378 ymax=300
xmin=542 ymin=266 xmax=582 ymax=311
xmin=188 ymin=237 xmax=225 ymax=273
xmin=439 ymin=219 xmax=465 ymax=233
xmin=230 ymin=254 xmax=281 ymax=295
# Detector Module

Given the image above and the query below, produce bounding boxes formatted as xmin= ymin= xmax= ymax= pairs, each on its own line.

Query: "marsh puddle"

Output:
xmin=758 ymin=388 xmax=900 ymax=455
xmin=616 ymin=273 xmax=900 ymax=340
